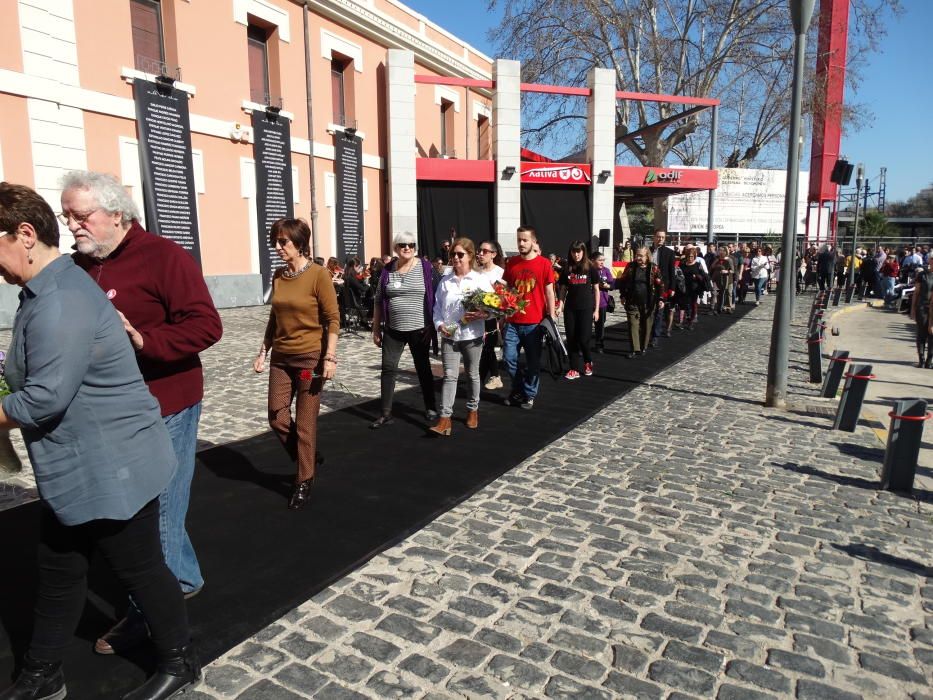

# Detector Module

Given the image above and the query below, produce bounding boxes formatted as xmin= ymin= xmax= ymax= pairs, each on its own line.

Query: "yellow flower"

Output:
xmin=483 ymin=293 xmax=501 ymax=308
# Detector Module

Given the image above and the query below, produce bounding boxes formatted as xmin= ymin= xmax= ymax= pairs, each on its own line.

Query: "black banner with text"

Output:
xmin=335 ymin=134 xmax=364 ymax=262
xmin=251 ymin=111 xmax=294 ymax=299
xmin=133 ymin=81 xmax=202 ymax=265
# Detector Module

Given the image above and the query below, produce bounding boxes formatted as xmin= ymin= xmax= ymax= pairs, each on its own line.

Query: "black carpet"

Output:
xmin=0 ymin=307 xmax=748 ymax=698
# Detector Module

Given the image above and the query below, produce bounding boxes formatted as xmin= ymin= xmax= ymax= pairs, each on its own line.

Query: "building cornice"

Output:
xmin=305 ymin=0 xmax=492 ymax=82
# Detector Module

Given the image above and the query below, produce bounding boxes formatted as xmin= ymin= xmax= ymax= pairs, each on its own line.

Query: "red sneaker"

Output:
xmin=584 ymin=363 xmax=594 ymax=376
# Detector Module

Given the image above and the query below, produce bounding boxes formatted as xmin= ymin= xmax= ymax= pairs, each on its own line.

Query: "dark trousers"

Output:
xmin=594 ymin=307 xmax=607 ymax=348
xmin=564 ymin=308 xmax=593 ymax=371
xmin=917 ymin=318 xmax=933 ymax=359
xmin=478 ymin=319 xmax=499 ymax=381
xmin=380 ymin=326 xmax=437 ymax=415
xmin=817 ymin=272 xmax=831 ymax=291
xmin=30 ymin=499 xmax=188 ymax=662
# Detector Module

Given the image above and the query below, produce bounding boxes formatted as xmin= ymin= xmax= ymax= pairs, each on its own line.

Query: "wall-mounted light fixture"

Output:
xmin=230 ymin=122 xmax=249 ymax=142
xmin=599 ymin=169 xmax=612 ymax=180
xmin=502 ymin=165 xmax=516 ymax=178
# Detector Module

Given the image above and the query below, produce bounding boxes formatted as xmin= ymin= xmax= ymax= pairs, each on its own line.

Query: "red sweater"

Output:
xmin=74 ymin=223 xmax=223 ymax=416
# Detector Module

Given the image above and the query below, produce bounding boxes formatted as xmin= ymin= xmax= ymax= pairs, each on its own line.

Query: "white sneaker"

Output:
xmin=484 ymin=376 xmax=503 ymax=390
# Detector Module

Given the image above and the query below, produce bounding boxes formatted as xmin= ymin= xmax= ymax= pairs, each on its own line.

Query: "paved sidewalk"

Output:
xmin=177 ymin=298 xmax=931 ymax=700
xmin=828 ymin=303 xmax=933 ymax=492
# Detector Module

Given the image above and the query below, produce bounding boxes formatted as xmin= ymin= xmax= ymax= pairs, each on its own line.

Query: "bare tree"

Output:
xmin=489 ymin=0 xmax=899 ymax=168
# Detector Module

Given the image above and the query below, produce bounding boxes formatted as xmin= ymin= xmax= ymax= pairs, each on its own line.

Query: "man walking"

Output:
xmin=502 ymin=226 xmax=556 ymax=410
xmin=650 ymin=230 xmax=675 ymax=346
xmin=61 ymin=171 xmax=223 ymax=653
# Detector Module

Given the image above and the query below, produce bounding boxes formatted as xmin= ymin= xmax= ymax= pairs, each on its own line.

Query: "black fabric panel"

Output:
xmin=521 ymin=185 xmax=592 ymax=257
xmin=416 ymin=182 xmax=495 ymax=261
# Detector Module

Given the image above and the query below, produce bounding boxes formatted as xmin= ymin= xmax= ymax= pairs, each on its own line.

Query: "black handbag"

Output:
xmin=606 ymin=294 xmax=616 ymax=313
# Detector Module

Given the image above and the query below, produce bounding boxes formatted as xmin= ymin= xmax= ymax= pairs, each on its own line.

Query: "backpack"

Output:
xmin=672 ymin=266 xmax=687 ymax=296
xmin=538 ymin=316 xmax=568 ymax=379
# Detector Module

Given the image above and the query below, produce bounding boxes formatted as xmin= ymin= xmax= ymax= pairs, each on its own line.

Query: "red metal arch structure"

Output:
xmin=807 ymin=0 xmax=850 ymax=246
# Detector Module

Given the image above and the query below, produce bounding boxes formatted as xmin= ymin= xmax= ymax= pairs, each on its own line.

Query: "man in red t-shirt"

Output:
xmin=502 ymin=226 xmax=556 ymax=409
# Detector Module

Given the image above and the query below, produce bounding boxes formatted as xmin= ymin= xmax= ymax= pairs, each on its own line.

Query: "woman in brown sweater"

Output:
xmin=253 ymin=219 xmax=340 ymax=510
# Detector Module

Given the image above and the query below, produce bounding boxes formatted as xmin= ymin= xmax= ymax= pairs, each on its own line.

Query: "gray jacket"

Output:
xmin=2 ymin=255 xmax=176 ymax=525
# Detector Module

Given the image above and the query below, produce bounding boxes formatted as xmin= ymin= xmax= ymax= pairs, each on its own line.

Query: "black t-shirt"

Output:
xmin=560 ymin=266 xmax=600 ymax=311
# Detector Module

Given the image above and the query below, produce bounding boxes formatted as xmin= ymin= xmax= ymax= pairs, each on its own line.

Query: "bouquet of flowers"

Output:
xmin=0 ymin=351 xmax=22 ymax=474
xmin=462 ymin=282 xmax=529 ymax=320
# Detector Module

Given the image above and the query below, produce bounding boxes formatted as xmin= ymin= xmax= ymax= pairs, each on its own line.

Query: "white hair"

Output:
xmin=60 ymin=171 xmax=140 ymax=225
xmin=392 ymin=231 xmax=416 ymax=249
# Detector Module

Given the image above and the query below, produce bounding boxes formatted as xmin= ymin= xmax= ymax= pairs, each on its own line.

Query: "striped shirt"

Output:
xmin=377 ymin=265 xmax=427 ymax=332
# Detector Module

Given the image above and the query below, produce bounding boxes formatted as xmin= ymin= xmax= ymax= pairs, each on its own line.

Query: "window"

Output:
xmin=330 ymin=54 xmax=355 ymax=127
xmin=130 ymin=0 xmax=164 ymax=73
xmin=477 ymin=115 xmax=490 ymax=160
xmin=440 ymin=99 xmax=454 ymax=157
xmin=247 ymin=24 xmax=270 ymax=104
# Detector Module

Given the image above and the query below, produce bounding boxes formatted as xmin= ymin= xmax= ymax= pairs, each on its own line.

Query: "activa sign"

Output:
xmin=644 ymin=169 xmax=682 ymax=184
xmin=520 ymin=163 xmax=591 ymax=185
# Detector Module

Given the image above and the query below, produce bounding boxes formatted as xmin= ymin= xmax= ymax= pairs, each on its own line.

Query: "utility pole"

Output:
xmin=847 ymin=163 xmax=864 ymax=288
xmin=765 ymin=0 xmax=816 ymax=408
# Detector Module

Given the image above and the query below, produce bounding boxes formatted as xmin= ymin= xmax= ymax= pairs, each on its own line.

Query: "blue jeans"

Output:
xmin=503 ymin=323 xmax=543 ymax=400
xmin=754 ymin=277 xmax=767 ymax=301
xmin=159 ymin=402 xmax=203 ymax=595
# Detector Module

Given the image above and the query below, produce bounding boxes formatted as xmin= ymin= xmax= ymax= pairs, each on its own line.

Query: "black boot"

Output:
xmin=926 ymin=341 xmax=933 ymax=368
xmin=0 ymin=655 xmax=65 ymax=700
xmin=122 ymin=645 xmax=200 ymax=700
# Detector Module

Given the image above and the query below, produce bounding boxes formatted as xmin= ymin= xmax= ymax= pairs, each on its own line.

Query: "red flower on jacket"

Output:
xmin=299 ymin=369 xmax=313 ymax=381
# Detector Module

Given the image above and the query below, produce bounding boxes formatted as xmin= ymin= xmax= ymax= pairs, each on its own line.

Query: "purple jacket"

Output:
xmin=378 ymin=257 xmax=435 ymax=330
xmin=597 ymin=266 xmax=613 ymax=309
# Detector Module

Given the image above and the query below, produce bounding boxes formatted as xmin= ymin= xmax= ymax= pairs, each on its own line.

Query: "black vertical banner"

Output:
xmin=335 ymin=134 xmax=364 ymax=262
xmin=133 ymin=82 xmax=202 ymax=265
xmin=251 ymin=111 xmax=294 ymax=299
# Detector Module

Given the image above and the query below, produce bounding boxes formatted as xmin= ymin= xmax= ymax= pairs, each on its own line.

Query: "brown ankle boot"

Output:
xmin=466 ymin=410 xmax=479 ymax=429
xmin=429 ymin=417 xmax=452 ymax=436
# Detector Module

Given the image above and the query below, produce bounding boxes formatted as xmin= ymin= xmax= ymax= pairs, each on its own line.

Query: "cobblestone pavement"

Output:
xmin=174 ymin=297 xmax=930 ymax=700
xmin=4 ymin=298 xmax=933 ymax=699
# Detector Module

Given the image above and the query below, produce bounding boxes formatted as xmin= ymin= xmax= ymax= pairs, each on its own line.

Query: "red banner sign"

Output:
xmin=521 ymin=162 xmax=591 ymax=185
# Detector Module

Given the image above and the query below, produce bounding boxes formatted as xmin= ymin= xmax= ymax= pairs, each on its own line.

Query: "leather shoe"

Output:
xmin=369 ymin=414 xmax=394 ymax=429
xmin=95 ymin=613 xmax=149 ymax=655
xmin=465 ymin=410 xmax=479 ymax=429
xmin=0 ymin=655 xmax=65 ymax=700
xmin=288 ymin=478 xmax=314 ymax=510
xmin=122 ymin=645 xmax=201 ymax=700
xmin=429 ymin=417 xmax=452 ymax=436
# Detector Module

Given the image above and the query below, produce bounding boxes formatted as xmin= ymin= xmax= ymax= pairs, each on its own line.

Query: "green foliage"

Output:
xmin=861 ymin=210 xmax=892 ymax=239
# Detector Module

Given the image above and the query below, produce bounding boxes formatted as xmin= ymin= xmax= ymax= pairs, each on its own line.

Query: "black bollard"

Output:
xmin=880 ymin=399 xmax=930 ymax=493
xmin=844 ymin=286 xmax=855 ymax=303
xmin=832 ymin=363 xmax=874 ymax=431
xmin=820 ymin=350 xmax=850 ymax=398
xmin=807 ymin=330 xmax=823 ymax=384
xmin=831 ymin=287 xmax=842 ymax=306
xmin=808 ymin=309 xmax=824 ymax=335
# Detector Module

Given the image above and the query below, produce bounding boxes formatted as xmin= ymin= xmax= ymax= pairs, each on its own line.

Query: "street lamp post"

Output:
xmin=765 ymin=0 xmax=816 ymax=408
xmin=847 ymin=164 xmax=865 ymax=288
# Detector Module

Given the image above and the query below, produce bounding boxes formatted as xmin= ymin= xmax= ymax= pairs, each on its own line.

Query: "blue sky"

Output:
xmin=404 ymin=0 xmax=931 ymax=204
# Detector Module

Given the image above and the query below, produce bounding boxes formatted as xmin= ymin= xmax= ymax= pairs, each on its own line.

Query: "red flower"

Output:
xmin=299 ymin=369 xmax=313 ymax=381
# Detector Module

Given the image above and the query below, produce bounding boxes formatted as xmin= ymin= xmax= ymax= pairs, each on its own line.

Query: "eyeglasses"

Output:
xmin=397 ymin=242 xmax=415 ymax=250
xmin=57 ymin=209 xmax=101 ymax=226
xmin=478 ymin=248 xmax=495 ymax=255
xmin=451 ymin=251 xmax=467 ymax=259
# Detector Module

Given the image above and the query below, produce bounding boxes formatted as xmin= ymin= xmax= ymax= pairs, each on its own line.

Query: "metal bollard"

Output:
xmin=880 ymin=399 xmax=930 ymax=493
xmin=820 ymin=350 xmax=850 ymax=398
xmin=844 ymin=285 xmax=855 ymax=303
xmin=808 ymin=309 xmax=824 ymax=335
xmin=831 ymin=287 xmax=842 ymax=306
xmin=832 ymin=363 xmax=874 ymax=431
xmin=817 ymin=291 xmax=830 ymax=310
xmin=807 ymin=330 xmax=823 ymax=384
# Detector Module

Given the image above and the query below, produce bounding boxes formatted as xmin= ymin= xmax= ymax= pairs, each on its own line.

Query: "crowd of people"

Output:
xmin=6 ymin=166 xmax=929 ymax=700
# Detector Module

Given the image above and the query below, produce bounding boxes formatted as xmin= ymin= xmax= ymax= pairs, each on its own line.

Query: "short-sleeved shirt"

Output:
xmin=504 ymin=254 xmax=553 ymax=324
xmin=559 ymin=266 xmax=600 ymax=311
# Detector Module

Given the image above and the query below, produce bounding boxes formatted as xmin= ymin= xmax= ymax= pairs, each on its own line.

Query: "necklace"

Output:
xmin=282 ymin=260 xmax=311 ymax=279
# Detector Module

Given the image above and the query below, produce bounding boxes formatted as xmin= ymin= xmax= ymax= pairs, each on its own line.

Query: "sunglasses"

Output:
xmin=451 ymin=251 xmax=467 ymax=259
xmin=397 ymin=242 xmax=416 ymax=250
xmin=274 ymin=238 xmax=291 ymax=247
xmin=478 ymin=248 xmax=495 ymax=255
